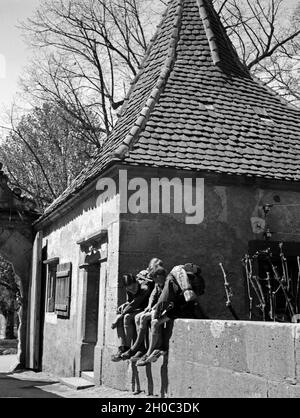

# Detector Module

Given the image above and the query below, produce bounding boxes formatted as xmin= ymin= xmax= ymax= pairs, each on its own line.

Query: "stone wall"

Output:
xmin=169 ymin=319 xmax=300 ymax=398
xmin=112 ymin=319 xmax=300 ymax=398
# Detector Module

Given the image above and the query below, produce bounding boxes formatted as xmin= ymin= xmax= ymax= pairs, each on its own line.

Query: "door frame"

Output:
xmin=75 ymin=229 xmax=108 ymax=381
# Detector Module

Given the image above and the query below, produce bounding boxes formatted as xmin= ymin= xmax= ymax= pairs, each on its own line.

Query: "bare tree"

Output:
xmin=214 ymin=0 xmax=300 ymax=104
xmin=22 ymin=0 xmax=300 ymax=137
xmin=21 ymin=0 xmax=166 ymax=144
xmin=0 ymin=0 xmax=166 ymax=207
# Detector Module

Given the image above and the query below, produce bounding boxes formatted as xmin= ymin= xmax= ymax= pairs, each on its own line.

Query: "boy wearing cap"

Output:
xmin=121 ymin=266 xmax=168 ymax=362
xmin=111 ymin=273 xmax=153 ymax=361
xmin=111 ymin=258 xmax=162 ymax=362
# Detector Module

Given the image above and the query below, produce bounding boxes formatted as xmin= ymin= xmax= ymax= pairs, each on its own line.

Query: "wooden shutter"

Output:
xmin=55 ymin=262 xmax=72 ymax=318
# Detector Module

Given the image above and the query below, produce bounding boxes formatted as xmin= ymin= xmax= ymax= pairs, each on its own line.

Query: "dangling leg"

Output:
xmin=146 ymin=316 xmax=168 ymax=356
xmin=122 ymin=312 xmax=151 ymax=360
xmin=137 ymin=315 xmax=170 ymax=366
xmin=123 ymin=313 xmax=136 ymax=347
xmin=111 ymin=316 xmax=130 ymax=361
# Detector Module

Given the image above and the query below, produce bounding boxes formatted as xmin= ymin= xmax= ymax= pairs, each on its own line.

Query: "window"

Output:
xmin=43 ymin=258 xmax=59 ymax=313
xmin=55 ymin=262 xmax=72 ymax=319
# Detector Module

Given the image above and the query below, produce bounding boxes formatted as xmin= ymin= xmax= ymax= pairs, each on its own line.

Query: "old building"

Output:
xmin=26 ymin=0 xmax=300 ymax=393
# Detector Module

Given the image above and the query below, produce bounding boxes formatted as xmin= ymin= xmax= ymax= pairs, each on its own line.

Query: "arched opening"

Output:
xmin=0 ymin=254 xmax=21 ymax=358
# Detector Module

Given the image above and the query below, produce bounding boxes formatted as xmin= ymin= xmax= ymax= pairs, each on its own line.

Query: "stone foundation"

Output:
xmin=109 ymin=319 xmax=300 ymax=398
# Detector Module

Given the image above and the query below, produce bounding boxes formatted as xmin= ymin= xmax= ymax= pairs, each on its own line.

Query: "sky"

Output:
xmin=0 ymin=0 xmax=299 ymax=114
xmin=0 ymin=0 xmax=40 ymax=113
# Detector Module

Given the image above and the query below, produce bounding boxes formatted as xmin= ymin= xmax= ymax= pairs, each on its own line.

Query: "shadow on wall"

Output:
xmin=129 ymin=321 xmax=174 ymax=398
xmin=130 ymin=354 xmax=169 ymax=398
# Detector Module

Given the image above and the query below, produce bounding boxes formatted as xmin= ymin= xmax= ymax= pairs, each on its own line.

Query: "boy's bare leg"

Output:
xmin=121 ymin=312 xmax=152 ymax=359
xmin=145 ymin=315 xmax=170 ymax=357
xmin=131 ymin=312 xmax=152 ymax=353
xmin=123 ymin=313 xmax=136 ymax=347
xmin=112 ymin=316 xmax=130 ymax=361
xmin=116 ymin=316 xmax=127 ymax=347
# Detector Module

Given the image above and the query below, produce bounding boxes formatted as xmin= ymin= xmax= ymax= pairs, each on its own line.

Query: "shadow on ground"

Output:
xmin=0 ymin=373 xmax=61 ymax=398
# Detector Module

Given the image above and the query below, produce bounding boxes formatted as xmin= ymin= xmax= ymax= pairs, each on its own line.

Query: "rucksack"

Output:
xmin=171 ymin=264 xmax=205 ymax=298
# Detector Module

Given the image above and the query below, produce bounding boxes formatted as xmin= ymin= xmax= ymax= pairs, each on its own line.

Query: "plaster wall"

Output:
xmin=40 ymin=187 xmax=121 ymax=377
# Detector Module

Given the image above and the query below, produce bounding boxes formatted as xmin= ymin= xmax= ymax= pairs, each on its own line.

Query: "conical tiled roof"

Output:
xmin=40 ymin=0 xmax=300 ymax=221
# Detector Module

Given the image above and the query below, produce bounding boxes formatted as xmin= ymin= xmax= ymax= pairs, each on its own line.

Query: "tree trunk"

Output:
xmin=0 ymin=313 xmax=6 ymax=339
xmin=5 ymin=310 xmax=15 ymax=340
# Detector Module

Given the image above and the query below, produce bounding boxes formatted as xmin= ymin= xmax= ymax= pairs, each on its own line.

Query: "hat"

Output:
xmin=183 ymin=263 xmax=201 ymax=275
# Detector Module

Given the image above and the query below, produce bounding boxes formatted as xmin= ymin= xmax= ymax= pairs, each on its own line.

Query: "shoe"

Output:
xmin=111 ymin=346 xmax=129 ymax=362
xmin=111 ymin=353 xmax=123 ymax=362
xmin=136 ymin=354 xmax=150 ymax=366
xmin=130 ymin=351 xmax=146 ymax=363
xmin=146 ymin=349 xmax=164 ymax=363
xmin=121 ymin=349 xmax=134 ymax=360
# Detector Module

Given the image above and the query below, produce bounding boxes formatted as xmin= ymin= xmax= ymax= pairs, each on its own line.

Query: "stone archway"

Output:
xmin=0 ymin=164 xmax=39 ymax=368
xmin=0 ymin=253 xmax=30 ymax=367
xmin=0 ymin=255 xmax=19 ymax=340
xmin=0 ymin=255 xmax=22 ymax=362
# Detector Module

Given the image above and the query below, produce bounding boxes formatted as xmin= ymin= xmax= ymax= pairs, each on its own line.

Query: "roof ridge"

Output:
xmin=112 ymin=0 xmax=183 ymax=160
xmin=197 ymin=0 xmax=250 ymax=77
xmin=197 ymin=0 xmax=220 ymax=65
xmin=116 ymin=6 xmax=170 ymax=120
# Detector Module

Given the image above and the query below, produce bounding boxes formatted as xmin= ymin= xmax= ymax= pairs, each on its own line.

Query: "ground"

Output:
xmin=0 ymin=355 xmax=151 ymax=398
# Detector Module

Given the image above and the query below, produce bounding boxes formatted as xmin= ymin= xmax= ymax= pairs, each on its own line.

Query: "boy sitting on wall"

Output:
xmin=136 ymin=263 xmax=206 ymax=366
xmin=121 ymin=266 xmax=168 ymax=362
xmin=111 ymin=258 xmax=163 ymax=362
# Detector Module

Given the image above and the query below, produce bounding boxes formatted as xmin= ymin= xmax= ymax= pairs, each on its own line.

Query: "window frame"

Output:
xmin=43 ymin=257 xmax=59 ymax=314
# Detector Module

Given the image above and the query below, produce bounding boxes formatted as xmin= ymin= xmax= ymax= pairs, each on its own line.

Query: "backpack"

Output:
xmin=171 ymin=264 xmax=205 ymax=299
